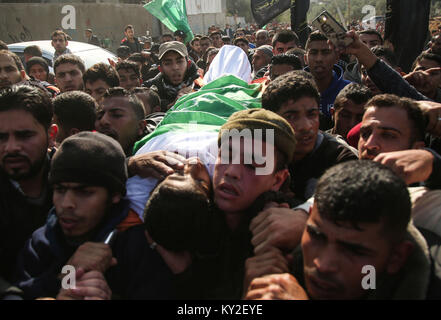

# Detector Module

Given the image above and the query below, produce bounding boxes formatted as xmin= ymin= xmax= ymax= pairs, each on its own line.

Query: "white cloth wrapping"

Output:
xmin=203 ymin=45 xmax=252 ymax=84
xmin=125 ymin=131 xmax=218 ymax=219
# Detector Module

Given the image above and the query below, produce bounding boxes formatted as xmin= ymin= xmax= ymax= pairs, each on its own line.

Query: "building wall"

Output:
xmin=0 ymin=3 xmax=154 ymax=52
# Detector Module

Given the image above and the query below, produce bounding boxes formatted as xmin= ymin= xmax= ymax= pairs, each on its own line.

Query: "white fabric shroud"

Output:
xmin=203 ymin=45 xmax=252 ymax=84
xmin=125 ymin=131 xmax=218 ymax=219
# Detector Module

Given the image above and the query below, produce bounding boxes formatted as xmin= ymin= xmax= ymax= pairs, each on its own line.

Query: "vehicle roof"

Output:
xmin=7 ymin=40 xmax=112 ymax=54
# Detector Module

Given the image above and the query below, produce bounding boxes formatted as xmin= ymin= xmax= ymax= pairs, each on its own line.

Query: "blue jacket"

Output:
xmin=13 ymin=200 xmax=129 ymax=299
xmin=305 ymin=64 xmax=351 ymax=118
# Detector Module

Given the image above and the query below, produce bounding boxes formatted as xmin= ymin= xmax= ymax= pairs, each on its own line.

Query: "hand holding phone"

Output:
xmin=312 ymin=10 xmax=354 ymax=48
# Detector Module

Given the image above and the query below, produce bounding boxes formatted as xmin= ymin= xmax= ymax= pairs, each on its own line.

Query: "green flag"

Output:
xmin=144 ymin=0 xmax=194 ymax=43
xmin=132 ymin=75 xmax=263 ymax=154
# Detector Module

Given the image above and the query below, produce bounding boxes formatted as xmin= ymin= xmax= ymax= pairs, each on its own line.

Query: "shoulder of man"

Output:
xmin=319 ymin=131 xmax=359 ymax=163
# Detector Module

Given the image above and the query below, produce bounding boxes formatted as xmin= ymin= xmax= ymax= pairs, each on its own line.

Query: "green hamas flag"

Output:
xmin=132 ymin=75 xmax=263 ymax=154
xmin=144 ymin=0 xmax=194 ymax=43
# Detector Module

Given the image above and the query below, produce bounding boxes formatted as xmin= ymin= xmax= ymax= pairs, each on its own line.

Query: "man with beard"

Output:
xmin=95 ymin=87 xmax=146 ymax=156
xmin=142 ymin=41 xmax=202 ymax=110
xmin=0 ymin=50 xmax=26 ymax=89
xmin=0 ymin=85 xmax=56 ymax=288
xmin=54 ymin=54 xmax=85 ymax=93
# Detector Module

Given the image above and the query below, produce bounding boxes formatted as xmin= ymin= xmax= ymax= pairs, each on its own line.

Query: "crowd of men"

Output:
xmin=0 ymin=17 xmax=441 ymax=301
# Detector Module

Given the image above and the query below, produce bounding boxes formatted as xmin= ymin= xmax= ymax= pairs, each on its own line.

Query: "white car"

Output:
xmin=7 ymin=40 xmax=117 ymax=70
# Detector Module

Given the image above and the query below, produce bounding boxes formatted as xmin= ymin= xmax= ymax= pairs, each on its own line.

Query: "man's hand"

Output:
xmin=250 ymin=203 xmax=308 ymax=255
xmin=418 ymin=100 xmax=441 ymax=137
xmin=176 ymin=85 xmax=193 ymax=100
xmin=374 ymin=149 xmax=434 ymax=185
xmin=404 ymin=68 xmax=441 ymax=97
xmin=337 ymin=30 xmax=378 ymax=70
xmin=57 ymin=268 xmax=112 ymax=300
xmin=127 ymin=150 xmax=186 ymax=179
xmin=244 ymin=273 xmax=309 ymax=300
xmin=243 ymin=247 xmax=291 ymax=297
xmin=66 ymin=242 xmax=117 ymax=274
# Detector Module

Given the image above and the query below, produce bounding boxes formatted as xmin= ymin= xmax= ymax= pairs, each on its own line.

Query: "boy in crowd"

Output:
xmin=83 ymin=62 xmax=120 ymax=103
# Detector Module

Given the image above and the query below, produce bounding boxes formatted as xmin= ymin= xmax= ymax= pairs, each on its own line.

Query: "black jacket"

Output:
xmin=0 ymin=158 xmax=52 ymax=284
xmin=121 ymin=37 xmax=142 ymax=54
xmin=289 ymin=132 xmax=358 ymax=201
xmin=143 ymin=61 xmax=201 ymax=109
xmin=13 ymin=199 xmax=176 ymax=300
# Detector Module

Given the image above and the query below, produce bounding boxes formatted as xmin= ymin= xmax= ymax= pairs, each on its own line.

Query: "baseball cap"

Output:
xmin=158 ymin=41 xmax=188 ymax=60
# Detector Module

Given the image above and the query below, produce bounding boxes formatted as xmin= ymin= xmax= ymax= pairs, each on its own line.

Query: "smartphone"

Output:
xmin=312 ymin=10 xmax=354 ymax=48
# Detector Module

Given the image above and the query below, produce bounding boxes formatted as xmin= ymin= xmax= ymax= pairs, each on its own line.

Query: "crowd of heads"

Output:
xmin=0 ymin=15 xmax=441 ymax=301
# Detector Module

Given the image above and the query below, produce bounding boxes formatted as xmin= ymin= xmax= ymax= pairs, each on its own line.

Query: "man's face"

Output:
xmin=270 ymin=64 xmax=295 ymax=81
xmin=252 ymin=50 xmax=270 ymax=72
xmin=96 ymin=96 xmax=141 ymax=155
xmin=117 ymin=68 xmax=141 ymax=91
xmin=301 ymin=204 xmax=395 ymax=300
xmin=29 ymin=64 xmax=48 ymax=82
xmin=236 ymin=41 xmax=249 ymax=54
xmin=54 ymin=183 xmax=119 ymax=239
xmin=85 ymin=30 xmax=92 ymax=39
xmin=206 ymin=52 xmax=218 ymax=72
xmin=412 ymin=58 xmax=441 ymax=98
xmin=200 ymin=39 xmax=211 ymax=54
xmin=273 ymin=40 xmax=297 ymax=55
xmin=55 ymin=63 xmax=84 ymax=93
xmin=161 ymin=157 xmax=211 ymax=198
xmin=256 ymin=33 xmax=269 ymax=47
xmin=176 ymin=35 xmax=185 ymax=43
xmin=359 ymin=33 xmax=382 ymax=49
xmin=160 ymin=51 xmax=188 ymax=86
xmin=332 ymin=99 xmax=365 ymax=138
xmin=236 ymin=31 xmax=245 ymax=38
xmin=85 ymin=79 xmax=110 ymax=103
xmin=210 ymin=34 xmax=223 ymax=48
xmin=161 ymin=35 xmax=174 ymax=44
xmin=192 ymin=40 xmax=201 ymax=54
xmin=213 ymin=138 xmax=285 ymax=215
xmin=51 ymin=35 xmax=68 ymax=53
xmin=125 ymin=28 xmax=135 ymax=40
xmin=358 ymin=106 xmax=417 ymax=160
xmin=0 ymin=109 xmax=48 ymax=180
xmin=0 ymin=54 xmax=23 ymax=88
xmin=305 ymin=41 xmax=338 ymax=81
xmin=278 ymin=97 xmax=320 ymax=161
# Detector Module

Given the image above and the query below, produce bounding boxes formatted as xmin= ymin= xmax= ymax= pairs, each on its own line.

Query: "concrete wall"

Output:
xmin=0 ymin=3 xmax=155 ymax=52
xmin=187 ymin=14 xmax=247 ymax=35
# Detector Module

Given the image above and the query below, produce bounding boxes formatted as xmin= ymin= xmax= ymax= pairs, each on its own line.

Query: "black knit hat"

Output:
xmin=49 ymin=132 xmax=128 ymax=195
xmin=25 ymin=57 xmax=49 ymax=77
